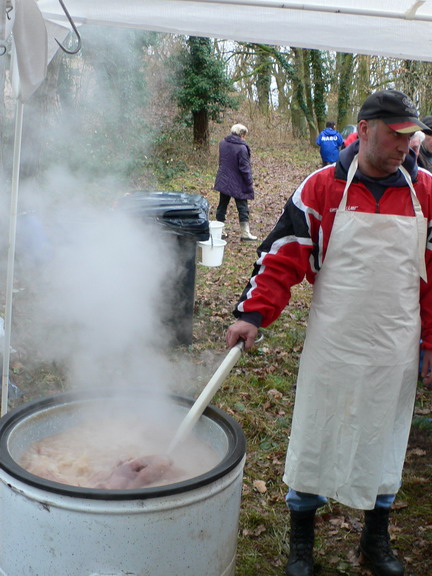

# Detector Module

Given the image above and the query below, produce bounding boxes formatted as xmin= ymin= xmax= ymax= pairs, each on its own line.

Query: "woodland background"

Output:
xmin=1 ymin=28 xmax=432 ymax=180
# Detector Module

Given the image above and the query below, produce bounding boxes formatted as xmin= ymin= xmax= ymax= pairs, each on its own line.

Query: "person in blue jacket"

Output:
xmin=316 ymin=121 xmax=344 ymax=166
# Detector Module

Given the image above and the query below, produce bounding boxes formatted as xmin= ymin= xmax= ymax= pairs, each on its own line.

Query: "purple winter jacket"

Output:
xmin=214 ymin=135 xmax=254 ymax=200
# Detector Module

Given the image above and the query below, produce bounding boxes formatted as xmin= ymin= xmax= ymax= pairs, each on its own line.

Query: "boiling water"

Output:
xmin=19 ymin=412 xmax=220 ymax=489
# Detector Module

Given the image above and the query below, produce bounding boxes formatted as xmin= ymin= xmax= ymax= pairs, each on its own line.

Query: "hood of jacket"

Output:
xmin=224 ymin=134 xmax=251 ymax=155
xmin=321 ymin=127 xmax=339 ymax=137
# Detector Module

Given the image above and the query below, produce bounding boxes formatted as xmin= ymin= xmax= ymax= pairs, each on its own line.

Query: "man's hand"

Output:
xmin=421 ymin=348 xmax=432 ymax=389
xmin=226 ymin=320 xmax=258 ymax=351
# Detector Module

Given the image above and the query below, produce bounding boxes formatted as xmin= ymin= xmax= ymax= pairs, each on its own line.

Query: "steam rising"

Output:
xmin=0 ymin=27 xmax=209 ymax=409
xmin=13 ymin=173 xmax=185 ymax=394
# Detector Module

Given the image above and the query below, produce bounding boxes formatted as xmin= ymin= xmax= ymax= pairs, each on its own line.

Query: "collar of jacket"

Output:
xmin=226 ymin=134 xmax=245 ymax=144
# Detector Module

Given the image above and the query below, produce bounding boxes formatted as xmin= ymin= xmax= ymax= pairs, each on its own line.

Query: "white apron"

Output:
xmin=283 ymin=156 xmax=427 ymax=510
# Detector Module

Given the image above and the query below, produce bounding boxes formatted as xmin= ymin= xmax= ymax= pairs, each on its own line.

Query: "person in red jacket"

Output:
xmin=343 ymin=129 xmax=358 ymax=149
xmin=226 ymin=90 xmax=432 ymax=576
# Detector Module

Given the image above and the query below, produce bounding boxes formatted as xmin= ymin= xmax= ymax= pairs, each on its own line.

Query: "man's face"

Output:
xmin=423 ymin=134 xmax=432 ymax=154
xmin=358 ymin=119 xmax=411 ymax=178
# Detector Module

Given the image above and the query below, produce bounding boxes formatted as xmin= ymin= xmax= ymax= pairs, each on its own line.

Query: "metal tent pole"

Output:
xmin=1 ymin=98 xmax=23 ymax=416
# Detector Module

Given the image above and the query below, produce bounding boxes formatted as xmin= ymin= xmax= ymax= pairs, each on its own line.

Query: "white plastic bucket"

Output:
xmin=199 ymin=238 xmax=227 ymax=267
xmin=209 ymin=221 xmax=225 ymax=240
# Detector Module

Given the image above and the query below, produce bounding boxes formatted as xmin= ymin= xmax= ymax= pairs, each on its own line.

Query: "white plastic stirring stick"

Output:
xmin=168 ymin=340 xmax=244 ymax=454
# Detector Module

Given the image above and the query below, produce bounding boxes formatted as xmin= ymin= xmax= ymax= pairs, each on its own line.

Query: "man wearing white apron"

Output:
xmin=227 ymin=90 xmax=432 ymax=576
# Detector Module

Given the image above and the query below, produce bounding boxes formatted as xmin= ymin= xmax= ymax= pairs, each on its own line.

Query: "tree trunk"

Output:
xmin=193 ymin=108 xmax=209 ymax=148
xmin=291 ymin=48 xmax=314 ymax=141
xmin=400 ymin=60 xmax=421 ymax=103
xmin=274 ymin=60 xmax=289 ymax=111
xmin=310 ymin=49 xmax=326 ymax=133
xmin=255 ymin=48 xmax=272 ymax=115
xmin=416 ymin=62 xmax=432 ymax=117
xmin=189 ymin=36 xmax=211 ymax=148
xmin=337 ymin=52 xmax=354 ymax=128
xmin=356 ymin=55 xmax=372 ymax=106
xmin=303 ymin=50 xmax=315 ymax=132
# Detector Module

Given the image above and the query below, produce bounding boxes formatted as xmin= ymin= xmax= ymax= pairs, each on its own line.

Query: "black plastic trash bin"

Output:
xmin=116 ymin=191 xmax=209 ymax=346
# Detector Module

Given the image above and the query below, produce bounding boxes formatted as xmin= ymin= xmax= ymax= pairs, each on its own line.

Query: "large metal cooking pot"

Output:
xmin=0 ymin=389 xmax=246 ymax=576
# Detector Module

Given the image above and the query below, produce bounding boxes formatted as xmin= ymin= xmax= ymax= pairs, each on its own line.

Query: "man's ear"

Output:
xmin=357 ymin=120 xmax=369 ymax=140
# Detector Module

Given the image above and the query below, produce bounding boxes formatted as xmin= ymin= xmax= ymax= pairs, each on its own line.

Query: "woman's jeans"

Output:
xmin=216 ymin=193 xmax=249 ymax=223
xmin=286 ymin=489 xmax=396 ymax=511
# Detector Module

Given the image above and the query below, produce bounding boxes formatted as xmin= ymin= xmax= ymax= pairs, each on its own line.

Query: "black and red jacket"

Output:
xmin=235 ymin=140 xmax=432 ymax=349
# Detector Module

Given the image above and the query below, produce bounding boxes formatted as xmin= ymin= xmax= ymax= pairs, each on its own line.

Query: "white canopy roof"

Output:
xmin=38 ymin=0 xmax=432 ymax=63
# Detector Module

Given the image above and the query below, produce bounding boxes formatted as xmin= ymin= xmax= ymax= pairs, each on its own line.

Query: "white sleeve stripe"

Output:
xmin=236 ymin=235 xmax=313 ymax=312
xmin=292 ymin=167 xmax=326 ymax=223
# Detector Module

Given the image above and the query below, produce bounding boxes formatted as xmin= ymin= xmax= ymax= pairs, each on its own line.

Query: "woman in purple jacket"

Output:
xmin=214 ymin=124 xmax=257 ymax=240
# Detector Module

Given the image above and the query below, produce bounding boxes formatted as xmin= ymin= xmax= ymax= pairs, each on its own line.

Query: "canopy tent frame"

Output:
xmin=37 ymin=0 xmax=432 ymax=62
xmin=1 ymin=99 xmax=23 ymax=416
xmin=0 ymin=0 xmax=68 ymax=415
xmin=162 ymin=0 xmax=429 ymax=21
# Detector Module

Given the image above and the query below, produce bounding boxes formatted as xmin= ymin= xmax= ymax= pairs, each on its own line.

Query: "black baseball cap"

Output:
xmin=357 ymin=89 xmax=432 ymax=134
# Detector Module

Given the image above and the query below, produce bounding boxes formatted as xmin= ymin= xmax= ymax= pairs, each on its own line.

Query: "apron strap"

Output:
xmin=338 ymin=155 xmax=358 ymax=210
xmin=399 ymin=165 xmax=427 ymax=282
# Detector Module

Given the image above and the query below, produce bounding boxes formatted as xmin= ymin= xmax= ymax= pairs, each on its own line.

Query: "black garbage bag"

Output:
xmin=115 ymin=191 xmax=210 ymax=346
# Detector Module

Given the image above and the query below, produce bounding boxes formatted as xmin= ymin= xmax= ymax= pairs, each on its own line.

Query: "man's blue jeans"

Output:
xmin=286 ymin=489 xmax=396 ymax=511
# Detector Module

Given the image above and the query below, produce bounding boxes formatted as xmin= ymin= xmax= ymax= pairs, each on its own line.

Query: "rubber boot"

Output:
xmin=359 ymin=507 xmax=404 ymax=576
xmin=240 ymin=221 xmax=257 ymax=241
xmin=285 ymin=509 xmax=315 ymax=576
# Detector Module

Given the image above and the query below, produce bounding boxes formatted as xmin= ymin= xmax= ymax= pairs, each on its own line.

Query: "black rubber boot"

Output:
xmin=359 ymin=507 xmax=404 ymax=576
xmin=285 ymin=509 xmax=315 ymax=576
